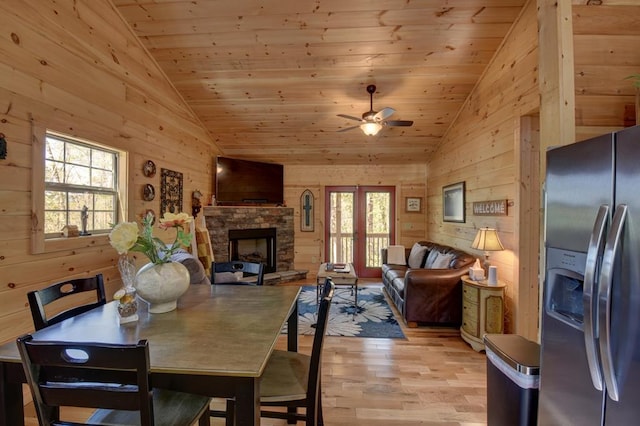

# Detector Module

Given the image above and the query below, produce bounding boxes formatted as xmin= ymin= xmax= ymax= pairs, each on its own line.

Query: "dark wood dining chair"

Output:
xmin=219 ymin=278 xmax=335 ymax=426
xmin=17 ymin=335 xmax=211 ymax=426
xmin=27 ymin=273 xmax=107 ymax=331
xmin=211 ymin=261 xmax=265 ymax=286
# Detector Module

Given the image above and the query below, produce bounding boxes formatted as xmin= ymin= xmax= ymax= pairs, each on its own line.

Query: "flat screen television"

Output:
xmin=215 ymin=157 xmax=284 ymax=205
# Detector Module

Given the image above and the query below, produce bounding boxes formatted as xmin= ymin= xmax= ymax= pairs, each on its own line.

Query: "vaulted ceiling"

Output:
xmin=113 ymin=0 xmax=526 ymax=165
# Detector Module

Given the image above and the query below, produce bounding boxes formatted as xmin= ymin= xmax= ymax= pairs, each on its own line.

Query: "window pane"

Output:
xmin=66 ymin=164 xmax=90 ymax=185
xmin=92 ymin=149 xmax=114 ymax=171
xmin=68 ymin=211 xmax=83 ymax=229
xmin=45 ymin=160 xmax=65 ymax=183
xmin=95 ymin=194 xmax=114 ymax=210
xmin=66 ymin=143 xmax=90 ymax=166
xmin=94 ymin=211 xmax=114 ymax=230
xmin=68 ymin=192 xmax=92 ymax=211
xmin=45 ymin=137 xmax=64 ymax=161
xmin=91 ymin=169 xmax=114 ymax=188
xmin=45 ymin=191 xmax=67 ymax=210
xmin=45 ymin=211 xmax=66 ymax=234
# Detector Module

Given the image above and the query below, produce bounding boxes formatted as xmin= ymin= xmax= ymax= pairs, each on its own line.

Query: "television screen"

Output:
xmin=215 ymin=157 xmax=284 ymax=205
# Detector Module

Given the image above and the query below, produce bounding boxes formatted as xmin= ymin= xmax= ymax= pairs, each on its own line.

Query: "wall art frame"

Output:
xmin=443 ymin=181 xmax=465 ymax=223
xmin=405 ymin=197 xmax=422 ymax=213
xmin=160 ymin=168 xmax=183 ymax=215
xmin=300 ymin=189 xmax=314 ymax=232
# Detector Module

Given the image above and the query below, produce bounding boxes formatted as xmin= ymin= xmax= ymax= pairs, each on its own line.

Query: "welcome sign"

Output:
xmin=472 ymin=200 xmax=508 ymax=216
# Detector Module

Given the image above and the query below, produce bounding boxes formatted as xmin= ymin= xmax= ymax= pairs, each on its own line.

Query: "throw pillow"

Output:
xmin=430 ymin=252 xmax=455 ymax=269
xmin=424 ymin=249 xmax=439 ymax=268
xmin=407 ymin=243 xmax=428 ymax=268
xmin=170 ymin=249 xmax=211 ymax=285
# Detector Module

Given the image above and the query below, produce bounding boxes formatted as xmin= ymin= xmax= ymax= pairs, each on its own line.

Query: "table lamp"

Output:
xmin=471 ymin=227 xmax=504 ymax=284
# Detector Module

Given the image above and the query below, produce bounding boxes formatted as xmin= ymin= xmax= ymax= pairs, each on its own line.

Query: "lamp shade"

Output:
xmin=360 ymin=122 xmax=382 ymax=136
xmin=471 ymin=228 xmax=504 ymax=252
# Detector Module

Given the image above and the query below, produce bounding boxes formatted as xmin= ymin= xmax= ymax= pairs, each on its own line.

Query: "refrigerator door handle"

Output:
xmin=584 ymin=204 xmax=609 ymax=391
xmin=598 ymin=204 xmax=627 ymax=402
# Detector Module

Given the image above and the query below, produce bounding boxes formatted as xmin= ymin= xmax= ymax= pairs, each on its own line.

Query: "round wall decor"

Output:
xmin=143 ymin=160 xmax=156 ymax=177
xmin=143 ymin=184 xmax=155 ymax=201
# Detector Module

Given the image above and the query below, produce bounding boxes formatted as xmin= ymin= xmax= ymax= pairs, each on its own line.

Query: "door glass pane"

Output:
xmin=365 ymin=192 xmax=391 ymax=267
xmin=329 ymin=192 xmax=354 ymax=263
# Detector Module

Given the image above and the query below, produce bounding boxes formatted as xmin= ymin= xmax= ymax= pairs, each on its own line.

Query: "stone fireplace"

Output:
xmin=228 ymin=227 xmax=277 ymax=273
xmin=203 ymin=206 xmax=294 ymax=273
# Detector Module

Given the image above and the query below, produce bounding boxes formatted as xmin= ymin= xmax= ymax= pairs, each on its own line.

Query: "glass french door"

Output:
xmin=325 ymin=186 xmax=395 ymax=278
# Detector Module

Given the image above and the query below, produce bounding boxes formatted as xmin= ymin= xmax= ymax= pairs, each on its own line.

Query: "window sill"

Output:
xmin=40 ymin=234 xmax=110 ymax=254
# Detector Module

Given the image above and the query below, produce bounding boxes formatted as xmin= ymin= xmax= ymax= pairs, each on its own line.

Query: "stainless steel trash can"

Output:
xmin=484 ymin=334 xmax=540 ymax=426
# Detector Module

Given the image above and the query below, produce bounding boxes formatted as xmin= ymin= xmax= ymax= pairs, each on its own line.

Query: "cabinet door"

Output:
xmin=484 ymin=295 xmax=504 ymax=333
xmin=462 ymin=285 xmax=479 ymax=337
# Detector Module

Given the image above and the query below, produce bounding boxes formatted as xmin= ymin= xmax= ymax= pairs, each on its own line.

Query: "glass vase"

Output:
xmin=116 ymin=255 xmax=138 ymax=323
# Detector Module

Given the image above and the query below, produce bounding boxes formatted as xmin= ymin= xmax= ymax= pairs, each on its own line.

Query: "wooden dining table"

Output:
xmin=0 ymin=284 xmax=300 ymax=426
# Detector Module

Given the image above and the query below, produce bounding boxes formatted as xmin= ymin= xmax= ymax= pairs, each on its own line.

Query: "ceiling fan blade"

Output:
xmin=374 ymin=107 xmax=395 ymax=121
xmin=337 ymin=125 xmax=360 ymax=133
xmin=385 ymin=120 xmax=414 ymax=127
xmin=337 ymin=114 xmax=364 ymax=122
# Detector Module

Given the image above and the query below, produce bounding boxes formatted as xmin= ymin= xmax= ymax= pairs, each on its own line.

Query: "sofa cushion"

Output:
xmin=407 ymin=243 xmax=428 ymax=268
xmin=391 ymin=277 xmax=405 ymax=297
xmin=430 ymin=252 xmax=455 ymax=269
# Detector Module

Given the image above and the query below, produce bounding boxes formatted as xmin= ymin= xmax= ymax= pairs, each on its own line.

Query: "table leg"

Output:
xmin=287 ymin=302 xmax=298 ymax=352
xmin=354 ymin=280 xmax=358 ymax=308
xmin=234 ymin=378 xmax=259 ymax=426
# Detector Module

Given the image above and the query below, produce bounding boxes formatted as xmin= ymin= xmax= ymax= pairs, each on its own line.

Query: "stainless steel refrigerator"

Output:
xmin=539 ymin=125 xmax=640 ymax=425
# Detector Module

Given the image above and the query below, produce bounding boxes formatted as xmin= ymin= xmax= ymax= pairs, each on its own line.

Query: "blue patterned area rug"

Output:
xmin=296 ymin=285 xmax=406 ymax=339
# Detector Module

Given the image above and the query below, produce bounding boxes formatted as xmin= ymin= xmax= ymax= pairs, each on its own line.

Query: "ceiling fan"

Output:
xmin=337 ymin=84 xmax=414 ymax=136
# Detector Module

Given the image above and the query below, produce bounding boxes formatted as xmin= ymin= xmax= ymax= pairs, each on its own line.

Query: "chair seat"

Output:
xmin=88 ymin=388 xmax=211 ymax=426
xmin=260 ymin=350 xmax=311 ymax=403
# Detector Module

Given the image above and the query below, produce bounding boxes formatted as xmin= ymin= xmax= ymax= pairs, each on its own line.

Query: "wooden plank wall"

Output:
xmin=573 ymin=2 xmax=640 ymax=139
xmin=0 ymin=0 xmax=217 ymax=345
xmin=285 ymin=164 xmax=427 ymax=277
xmin=426 ymin=0 xmax=539 ymax=335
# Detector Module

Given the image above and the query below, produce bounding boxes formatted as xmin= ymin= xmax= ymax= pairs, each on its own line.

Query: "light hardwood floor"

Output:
xmin=23 ymin=280 xmax=488 ymax=425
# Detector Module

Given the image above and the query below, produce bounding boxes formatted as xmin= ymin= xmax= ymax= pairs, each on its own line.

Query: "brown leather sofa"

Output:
xmin=381 ymin=241 xmax=475 ymax=327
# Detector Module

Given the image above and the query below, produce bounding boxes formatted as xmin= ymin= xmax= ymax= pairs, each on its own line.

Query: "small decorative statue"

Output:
xmin=79 ymin=205 xmax=91 ymax=236
xmin=192 ymin=190 xmax=203 ymax=218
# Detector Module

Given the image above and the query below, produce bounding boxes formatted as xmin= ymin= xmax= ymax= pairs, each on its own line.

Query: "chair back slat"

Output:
xmin=28 ymin=274 xmax=107 ymax=330
xmin=17 ymin=335 xmax=154 ymax=425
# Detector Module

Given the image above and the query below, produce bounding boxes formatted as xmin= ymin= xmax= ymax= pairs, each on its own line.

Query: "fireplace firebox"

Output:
xmin=228 ymin=228 xmax=277 ymax=273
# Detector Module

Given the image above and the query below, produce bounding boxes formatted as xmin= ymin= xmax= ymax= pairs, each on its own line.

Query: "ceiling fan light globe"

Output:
xmin=360 ymin=122 xmax=382 ymax=136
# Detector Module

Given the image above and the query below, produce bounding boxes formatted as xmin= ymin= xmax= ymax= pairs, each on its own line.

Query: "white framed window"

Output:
xmin=44 ymin=132 xmax=119 ymax=237
xmin=31 ymin=124 xmax=128 ymax=254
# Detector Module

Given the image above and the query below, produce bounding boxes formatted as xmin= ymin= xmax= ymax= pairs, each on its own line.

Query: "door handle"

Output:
xmin=598 ymin=204 xmax=627 ymax=401
xmin=583 ymin=205 xmax=608 ymax=391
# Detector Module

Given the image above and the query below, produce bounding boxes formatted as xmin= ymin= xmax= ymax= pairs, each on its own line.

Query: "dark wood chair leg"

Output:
xmin=225 ymin=399 xmax=235 ymax=426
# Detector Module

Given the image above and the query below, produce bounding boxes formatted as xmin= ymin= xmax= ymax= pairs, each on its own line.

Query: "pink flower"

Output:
xmin=158 ymin=212 xmax=191 ymax=230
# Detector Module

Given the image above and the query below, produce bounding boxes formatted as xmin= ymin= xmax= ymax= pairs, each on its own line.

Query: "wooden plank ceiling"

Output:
xmin=113 ymin=0 xmax=526 ymax=165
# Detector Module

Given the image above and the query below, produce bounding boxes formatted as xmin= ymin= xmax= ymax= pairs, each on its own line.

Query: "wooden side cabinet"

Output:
xmin=460 ymin=275 xmax=505 ymax=352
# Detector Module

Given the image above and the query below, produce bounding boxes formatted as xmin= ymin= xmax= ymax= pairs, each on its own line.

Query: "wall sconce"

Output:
xmin=360 ymin=122 xmax=382 ymax=136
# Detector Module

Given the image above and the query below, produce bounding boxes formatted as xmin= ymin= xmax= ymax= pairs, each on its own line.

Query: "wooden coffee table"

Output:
xmin=316 ymin=263 xmax=359 ymax=307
